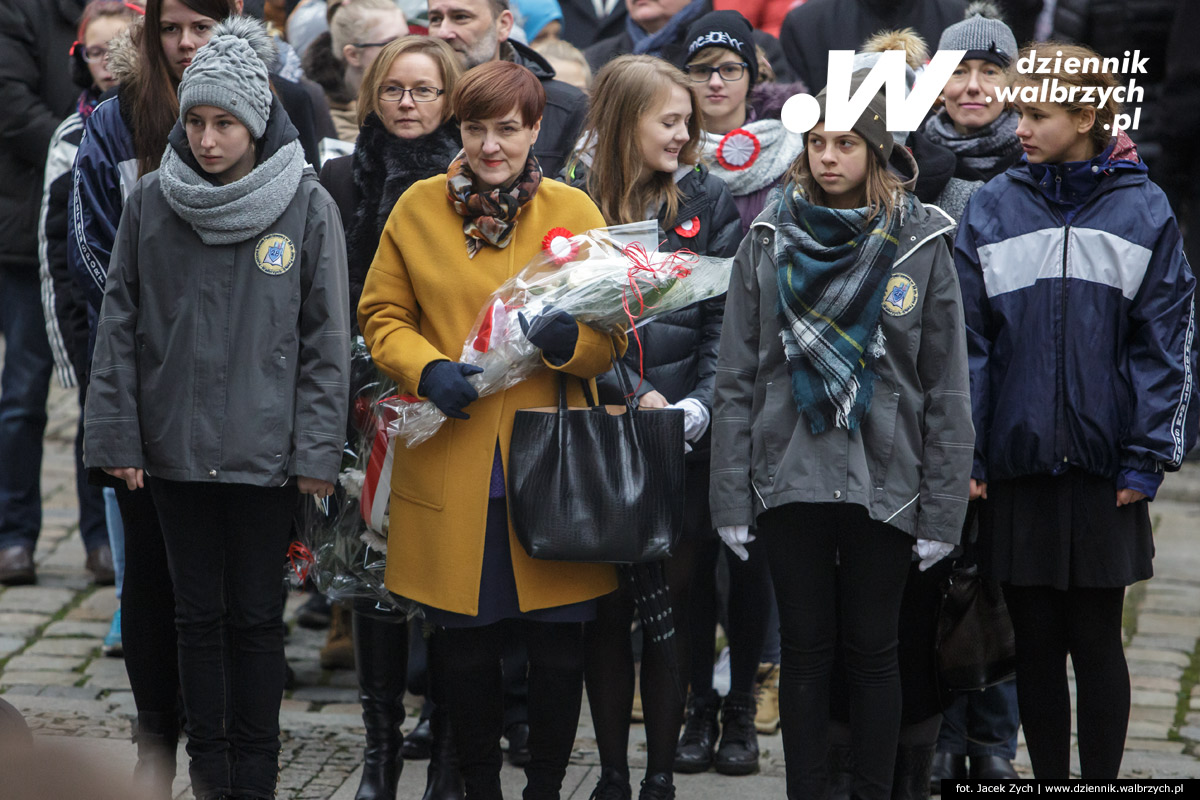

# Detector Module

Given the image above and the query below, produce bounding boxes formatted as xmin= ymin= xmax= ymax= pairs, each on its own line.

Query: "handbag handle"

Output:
xmin=610 ymin=354 xmax=641 ymax=415
xmin=556 ymin=373 xmax=599 ymax=415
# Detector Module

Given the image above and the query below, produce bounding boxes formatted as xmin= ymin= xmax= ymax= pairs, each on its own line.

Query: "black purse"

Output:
xmin=506 ymin=361 xmax=686 ymax=563
xmin=935 ymin=563 xmax=1017 ymax=692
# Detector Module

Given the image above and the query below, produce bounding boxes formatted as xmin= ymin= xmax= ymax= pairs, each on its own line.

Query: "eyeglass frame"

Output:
xmin=684 ymin=61 xmax=749 ymax=83
xmin=72 ymin=42 xmax=111 ymax=64
xmin=377 ymin=85 xmax=446 ymax=103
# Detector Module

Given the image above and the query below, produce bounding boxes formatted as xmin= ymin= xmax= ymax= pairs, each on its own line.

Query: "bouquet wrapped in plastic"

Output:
xmin=290 ymin=338 xmax=417 ymax=617
xmin=388 ymin=221 xmax=734 ymax=448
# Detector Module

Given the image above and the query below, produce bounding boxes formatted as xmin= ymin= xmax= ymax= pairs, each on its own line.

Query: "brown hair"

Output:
xmin=129 ymin=0 xmax=238 ymax=176
xmin=357 ymin=35 xmax=463 ymax=126
xmin=77 ymin=0 xmax=143 ymax=42
xmin=784 ymin=130 xmax=905 ymax=222
xmin=451 ymin=60 xmax=545 ymax=125
xmin=1009 ymin=41 xmax=1121 ymax=155
xmin=575 ymin=55 xmax=703 ymax=226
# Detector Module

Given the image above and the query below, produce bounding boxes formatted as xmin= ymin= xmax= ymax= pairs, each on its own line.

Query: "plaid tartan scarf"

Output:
xmin=446 ymin=150 xmax=542 ymax=258
xmin=774 ymin=184 xmax=904 ymax=433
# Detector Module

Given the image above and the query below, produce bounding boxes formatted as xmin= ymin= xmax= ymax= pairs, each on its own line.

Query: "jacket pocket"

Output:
xmin=391 ymin=420 xmax=452 ymax=511
xmin=862 ymin=379 xmax=900 ymax=501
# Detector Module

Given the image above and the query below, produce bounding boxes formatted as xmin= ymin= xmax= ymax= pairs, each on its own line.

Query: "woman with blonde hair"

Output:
xmin=566 ymin=54 xmax=742 ymax=798
xmin=303 ymin=0 xmax=409 ymax=142
xmin=319 ymin=33 xmax=463 ymax=800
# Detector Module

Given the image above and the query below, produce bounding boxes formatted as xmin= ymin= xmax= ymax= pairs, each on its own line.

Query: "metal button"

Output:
xmin=833 ymin=490 xmax=842 ymax=499
xmin=761 ymin=237 xmax=769 ymax=246
xmin=208 ymin=469 xmax=217 ymax=477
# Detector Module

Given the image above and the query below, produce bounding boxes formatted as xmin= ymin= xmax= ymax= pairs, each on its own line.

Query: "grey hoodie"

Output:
xmin=709 ymin=191 xmax=973 ymax=543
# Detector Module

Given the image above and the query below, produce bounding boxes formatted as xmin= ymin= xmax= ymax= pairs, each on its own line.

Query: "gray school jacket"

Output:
xmin=709 ymin=195 xmax=973 ymax=543
xmin=83 ymin=169 xmax=350 ymax=486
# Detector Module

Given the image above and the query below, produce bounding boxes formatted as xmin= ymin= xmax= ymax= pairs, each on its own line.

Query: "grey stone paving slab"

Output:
xmin=0 ymin=635 xmax=25 ymax=657
xmin=2 ymin=669 xmax=81 ymax=687
xmin=1125 ymin=648 xmax=1194 ymax=667
xmin=0 ymin=586 xmax=76 ymax=613
xmin=4 ymin=653 xmax=86 ymax=672
xmin=26 ymin=638 xmax=100 ymax=657
xmin=42 ymin=620 xmax=108 ymax=638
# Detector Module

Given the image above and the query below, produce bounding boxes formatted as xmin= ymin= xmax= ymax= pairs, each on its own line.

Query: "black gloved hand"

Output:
xmin=518 ymin=310 xmax=579 ymax=363
xmin=418 ymin=361 xmax=484 ymax=420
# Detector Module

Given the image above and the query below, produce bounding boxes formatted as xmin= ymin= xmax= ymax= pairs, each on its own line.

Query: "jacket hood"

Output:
xmin=748 ymin=81 xmax=808 ymax=121
xmin=503 ymin=39 xmax=555 ymax=80
xmin=106 ymin=18 xmax=143 ymax=86
xmin=167 ymin=94 xmax=299 ymax=179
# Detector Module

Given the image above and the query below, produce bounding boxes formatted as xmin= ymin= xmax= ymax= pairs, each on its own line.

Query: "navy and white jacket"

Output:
xmin=955 ymin=143 xmax=1197 ymax=499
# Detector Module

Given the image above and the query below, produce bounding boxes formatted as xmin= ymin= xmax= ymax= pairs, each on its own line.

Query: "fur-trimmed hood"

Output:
xmin=105 ymin=17 xmax=143 ymax=86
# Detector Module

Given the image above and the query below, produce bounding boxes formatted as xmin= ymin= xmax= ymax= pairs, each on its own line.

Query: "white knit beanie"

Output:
xmin=178 ymin=16 xmax=277 ymax=138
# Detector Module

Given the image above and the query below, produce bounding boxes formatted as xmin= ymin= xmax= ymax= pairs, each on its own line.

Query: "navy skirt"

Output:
xmin=978 ymin=468 xmax=1154 ymax=590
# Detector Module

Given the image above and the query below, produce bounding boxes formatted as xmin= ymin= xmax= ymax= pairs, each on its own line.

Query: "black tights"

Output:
xmin=1002 ymin=584 xmax=1129 ymax=779
xmin=432 ymin=620 xmax=585 ymax=800
xmin=759 ymin=503 xmax=912 ymax=800
xmin=583 ymin=538 xmax=697 ymax=778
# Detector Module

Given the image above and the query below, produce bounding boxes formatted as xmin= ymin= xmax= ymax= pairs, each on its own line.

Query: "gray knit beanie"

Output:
xmin=178 ymin=16 xmax=277 ymax=139
xmin=938 ymin=1 xmax=1018 ymax=67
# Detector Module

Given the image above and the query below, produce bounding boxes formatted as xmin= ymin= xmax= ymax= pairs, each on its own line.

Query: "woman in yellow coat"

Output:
xmin=358 ymin=60 xmax=622 ymax=800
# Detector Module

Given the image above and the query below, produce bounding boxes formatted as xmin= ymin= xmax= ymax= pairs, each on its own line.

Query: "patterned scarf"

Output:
xmin=922 ymin=107 xmax=1022 ymax=179
xmin=445 ymin=150 xmax=542 ymax=258
xmin=774 ymin=184 xmax=905 ymax=433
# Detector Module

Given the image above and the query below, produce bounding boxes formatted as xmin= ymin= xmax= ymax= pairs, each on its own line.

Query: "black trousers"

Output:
xmin=759 ymin=502 xmax=912 ymax=800
xmin=150 ymin=477 xmax=296 ymax=799
xmin=1003 ymin=584 xmax=1129 ymax=779
xmin=431 ymin=619 xmax=586 ymax=800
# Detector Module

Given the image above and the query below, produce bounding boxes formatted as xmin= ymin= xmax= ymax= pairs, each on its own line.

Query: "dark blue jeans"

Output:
xmin=151 ymin=477 xmax=296 ymax=799
xmin=937 ymin=679 xmax=1020 ymax=758
xmin=0 ymin=267 xmax=53 ymax=548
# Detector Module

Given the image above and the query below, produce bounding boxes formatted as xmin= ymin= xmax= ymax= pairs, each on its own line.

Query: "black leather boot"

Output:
xmin=893 ymin=746 xmax=935 ymax=800
xmin=422 ymin=706 xmax=465 ymax=800
xmin=352 ymin=611 xmax=408 ymax=800
xmin=588 ymin=766 xmax=631 ymax=800
xmin=132 ymin=710 xmax=179 ymax=799
xmin=714 ymin=690 xmax=759 ymax=775
xmin=638 ymin=773 xmax=675 ymax=800
xmin=929 ymin=753 xmax=966 ymax=795
xmin=674 ymin=691 xmax=721 ymax=773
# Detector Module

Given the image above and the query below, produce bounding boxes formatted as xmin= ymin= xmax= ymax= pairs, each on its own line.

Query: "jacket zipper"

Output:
xmin=1058 ymin=211 xmax=1071 ymax=468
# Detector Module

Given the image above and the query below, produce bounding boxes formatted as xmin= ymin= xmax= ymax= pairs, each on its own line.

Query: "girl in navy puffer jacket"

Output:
xmin=955 ymin=42 xmax=1197 ymax=780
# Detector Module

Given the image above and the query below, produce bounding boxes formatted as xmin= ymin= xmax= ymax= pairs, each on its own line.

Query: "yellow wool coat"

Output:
xmin=358 ymin=175 xmax=623 ymax=616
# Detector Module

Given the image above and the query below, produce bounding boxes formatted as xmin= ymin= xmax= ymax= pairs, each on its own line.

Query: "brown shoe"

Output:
xmin=86 ymin=545 xmax=116 ymax=586
xmin=319 ymin=603 xmax=355 ymax=670
xmin=0 ymin=544 xmax=36 ymax=586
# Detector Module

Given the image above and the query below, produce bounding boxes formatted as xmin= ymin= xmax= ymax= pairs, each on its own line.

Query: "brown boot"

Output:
xmin=320 ymin=603 xmax=356 ymax=670
xmin=753 ymin=663 xmax=780 ymax=734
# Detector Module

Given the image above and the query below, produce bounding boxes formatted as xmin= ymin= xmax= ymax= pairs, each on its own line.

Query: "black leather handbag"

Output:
xmin=935 ymin=563 xmax=1017 ymax=692
xmin=506 ymin=363 xmax=686 ymax=563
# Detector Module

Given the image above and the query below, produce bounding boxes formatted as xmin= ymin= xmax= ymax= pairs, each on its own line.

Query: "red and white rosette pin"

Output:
xmin=541 ymin=227 xmax=579 ymax=265
xmin=715 ymin=127 xmax=761 ymax=171
xmin=674 ymin=216 xmax=701 ymax=238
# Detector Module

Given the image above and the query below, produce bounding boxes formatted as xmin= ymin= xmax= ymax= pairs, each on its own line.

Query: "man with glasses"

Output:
xmin=428 ymin=0 xmax=587 ymax=178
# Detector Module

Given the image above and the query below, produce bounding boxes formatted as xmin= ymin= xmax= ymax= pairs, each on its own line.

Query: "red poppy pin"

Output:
xmin=674 ymin=216 xmax=701 ymax=238
xmin=715 ymin=128 xmax=761 ymax=171
xmin=541 ymin=227 xmax=579 ymax=265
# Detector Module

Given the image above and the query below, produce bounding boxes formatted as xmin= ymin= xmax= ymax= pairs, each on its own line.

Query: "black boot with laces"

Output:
xmin=673 ymin=691 xmax=721 ymax=773
xmin=714 ymin=690 xmax=759 ymax=775
xmin=638 ymin=773 xmax=675 ymax=800
xmin=589 ymin=767 xmax=631 ymax=800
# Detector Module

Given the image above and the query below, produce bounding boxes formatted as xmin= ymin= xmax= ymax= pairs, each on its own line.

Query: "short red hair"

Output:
xmin=451 ymin=60 xmax=545 ymax=127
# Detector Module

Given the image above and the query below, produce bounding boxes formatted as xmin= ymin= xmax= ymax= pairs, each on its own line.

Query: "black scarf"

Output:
xmin=347 ymin=113 xmax=462 ymax=294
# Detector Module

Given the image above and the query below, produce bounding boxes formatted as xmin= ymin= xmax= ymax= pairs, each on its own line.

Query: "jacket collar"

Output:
xmin=502 ymin=40 xmax=555 ymax=80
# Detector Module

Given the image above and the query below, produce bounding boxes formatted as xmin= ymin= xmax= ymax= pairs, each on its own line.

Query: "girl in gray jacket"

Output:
xmin=83 ymin=17 xmax=349 ymax=800
xmin=708 ymin=73 xmax=974 ymax=800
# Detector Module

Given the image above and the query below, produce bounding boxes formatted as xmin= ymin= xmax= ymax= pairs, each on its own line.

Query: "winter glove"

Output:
xmin=914 ymin=539 xmax=954 ymax=572
xmin=418 ymin=361 xmax=483 ymax=420
xmin=519 ymin=310 xmax=579 ymax=363
xmin=670 ymin=398 xmax=710 ymax=442
xmin=718 ymin=525 xmax=754 ymax=562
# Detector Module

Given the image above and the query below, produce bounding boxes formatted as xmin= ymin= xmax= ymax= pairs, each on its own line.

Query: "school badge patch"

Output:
xmin=881 ymin=273 xmax=918 ymax=317
xmin=255 ymin=233 xmax=296 ymax=275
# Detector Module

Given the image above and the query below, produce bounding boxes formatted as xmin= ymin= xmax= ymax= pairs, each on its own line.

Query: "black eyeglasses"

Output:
xmin=685 ymin=62 xmax=748 ymax=83
xmin=378 ymin=85 xmax=445 ymax=103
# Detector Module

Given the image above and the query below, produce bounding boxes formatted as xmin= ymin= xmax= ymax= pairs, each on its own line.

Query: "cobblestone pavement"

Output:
xmin=3 ymin=381 xmax=1199 ymax=797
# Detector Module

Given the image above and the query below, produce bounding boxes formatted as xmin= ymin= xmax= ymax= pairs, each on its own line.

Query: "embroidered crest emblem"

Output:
xmin=881 ymin=273 xmax=918 ymax=317
xmin=255 ymin=233 xmax=295 ymax=275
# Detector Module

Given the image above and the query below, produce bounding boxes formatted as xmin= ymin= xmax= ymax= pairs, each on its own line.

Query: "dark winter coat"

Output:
xmin=0 ymin=0 xmax=86 ymax=270
xmin=955 ymin=147 xmax=1197 ymax=497
xmin=504 ymin=40 xmax=587 ymax=181
xmin=584 ymin=8 xmax=793 ymax=83
xmin=83 ymin=103 xmax=350 ymax=486
xmin=779 ymin=0 xmax=966 ymax=94
xmin=319 ymin=114 xmax=461 ymax=334
xmin=559 ymin=0 xmax=627 ymax=50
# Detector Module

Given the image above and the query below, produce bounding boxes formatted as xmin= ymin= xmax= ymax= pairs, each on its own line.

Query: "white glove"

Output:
xmin=670 ymin=398 xmax=710 ymax=442
xmin=914 ymin=539 xmax=954 ymax=571
xmin=718 ymin=525 xmax=754 ymax=561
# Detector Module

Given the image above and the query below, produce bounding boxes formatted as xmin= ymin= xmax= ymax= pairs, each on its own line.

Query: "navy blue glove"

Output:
xmin=418 ymin=361 xmax=483 ymax=420
xmin=519 ymin=310 xmax=579 ymax=363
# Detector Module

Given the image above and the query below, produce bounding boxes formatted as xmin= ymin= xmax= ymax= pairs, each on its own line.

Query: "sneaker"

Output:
xmin=103 ymin=608 xmax=123 ymax=657
xmin=753 ymin=663 xmax=779 ymax=734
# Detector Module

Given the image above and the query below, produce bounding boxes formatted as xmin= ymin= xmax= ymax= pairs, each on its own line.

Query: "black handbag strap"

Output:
xmin=556 ymin=373 xmax=599 ymax=413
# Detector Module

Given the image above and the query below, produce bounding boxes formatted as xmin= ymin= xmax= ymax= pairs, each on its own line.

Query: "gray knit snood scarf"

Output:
xmin=159 ymin=138 xmax=306 ymax=245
